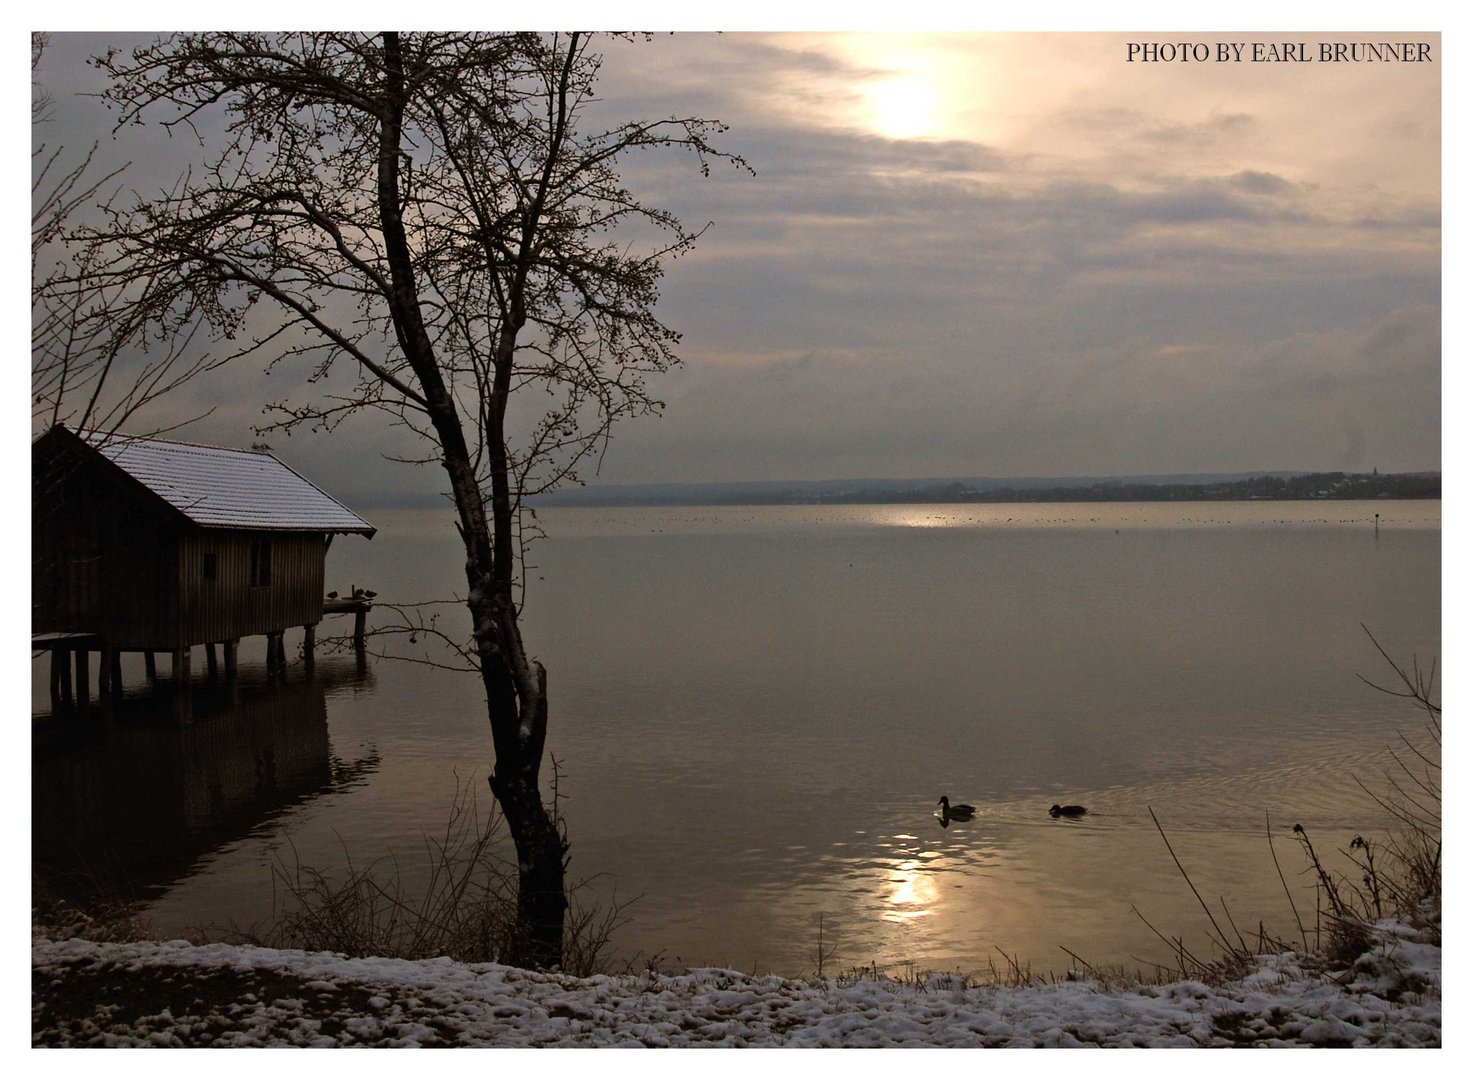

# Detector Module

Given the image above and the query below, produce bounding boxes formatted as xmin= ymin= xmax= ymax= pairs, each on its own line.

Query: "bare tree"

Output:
xmin=72 ymin=31 xmax=743 ymax=968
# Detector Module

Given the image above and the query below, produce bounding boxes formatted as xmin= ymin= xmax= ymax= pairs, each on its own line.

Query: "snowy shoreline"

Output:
xmin=32 ymin=911 xmax=1440 ymax=1048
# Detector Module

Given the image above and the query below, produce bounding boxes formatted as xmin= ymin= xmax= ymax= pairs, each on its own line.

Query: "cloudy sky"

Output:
xmin=27 ymin=20 xmax=1442 ymax=501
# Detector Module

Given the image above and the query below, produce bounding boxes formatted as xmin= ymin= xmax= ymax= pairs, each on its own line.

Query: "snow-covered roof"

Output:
xmin=78 ymin=429 xmax=375 ymax=536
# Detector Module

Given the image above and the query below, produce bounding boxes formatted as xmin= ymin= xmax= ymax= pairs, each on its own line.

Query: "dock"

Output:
xmin=34 ymin=595 xmax=373 ymax=725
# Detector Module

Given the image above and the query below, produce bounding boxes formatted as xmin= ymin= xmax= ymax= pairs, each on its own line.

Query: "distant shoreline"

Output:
xmin=528 ymin=471 xmax=1439 ymax=509
xmin=350 ymin=471 xmax=1440 ymax=511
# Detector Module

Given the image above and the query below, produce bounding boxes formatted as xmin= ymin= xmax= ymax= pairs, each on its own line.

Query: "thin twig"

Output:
xmin=1148 ymin=805 xmax=1237 ymax=956
xmin=1130 ymin=905 xmax=1207 ymax=976
xmin=1267 ymin=811 xmax=1307 ymax=944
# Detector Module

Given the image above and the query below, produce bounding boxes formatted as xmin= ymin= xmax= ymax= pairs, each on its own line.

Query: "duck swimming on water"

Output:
xmin=1050 ymin=804 xmax=1087 ymax=818
xmin=938 ymin=796 xmax=976 ymax=820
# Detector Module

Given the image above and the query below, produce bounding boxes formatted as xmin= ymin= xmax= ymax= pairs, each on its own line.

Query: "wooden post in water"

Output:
xmin=76 ymin=649 xmax=91 ymax=717
xmin=109 ymin=650 xmax=123 ymax=700
xmin=50 ymin=649 xmax=65 ymax=709
xmin=303 ymin=623 xmax=316 ymax=671
xmin=144 ymin=651 xmax=157 ymax=681
xmin=353 ymin=607 xmax=367 ymax=649
xmin=205 ymin=642 xmax=219 ymax=681
xmin=98 ymin=644 xmax=114 ymax=723
xmin=275 ymin=632 xmax=288 ymax=672
xmin=224 ymin=639 xmax=239 ymax=701
xmin=173 ymin=646 xmax=191 ymax=725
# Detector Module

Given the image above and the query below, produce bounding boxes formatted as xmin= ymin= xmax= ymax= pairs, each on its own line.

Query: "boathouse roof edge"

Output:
xmin=38 ymin=425 xmax=376 ymax=537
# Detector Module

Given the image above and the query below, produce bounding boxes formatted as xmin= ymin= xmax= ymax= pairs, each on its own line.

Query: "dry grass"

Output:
xmin=238 ymin=778 xmax=630 ymax=977
xmin=1288 ymin=630 xmax=1440 ymax=963
xmin=32 ymin=867 xmax=152 ymax=945
xmin=1139 ymin=628 xmax=1440 ymax=981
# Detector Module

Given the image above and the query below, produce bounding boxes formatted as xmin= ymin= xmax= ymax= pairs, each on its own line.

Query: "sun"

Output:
xmin=793 ymin=33 xmax=1010 ymax=146
xmin=865 ymin=64 xmax=940 ymax=140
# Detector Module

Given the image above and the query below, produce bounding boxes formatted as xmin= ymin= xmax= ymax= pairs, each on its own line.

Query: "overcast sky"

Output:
xmin=27 ymin=24 xmax=1442 ymax=502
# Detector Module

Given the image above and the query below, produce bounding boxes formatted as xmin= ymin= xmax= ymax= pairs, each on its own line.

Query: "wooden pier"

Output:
xmin=34 ymin=596 xmax=372 ymax=726
xmin=322 ymin=596 xmax=373 ymax=646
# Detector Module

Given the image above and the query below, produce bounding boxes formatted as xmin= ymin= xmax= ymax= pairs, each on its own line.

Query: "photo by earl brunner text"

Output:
xmin=1126 ymin=40 xmax=1434 ymax=63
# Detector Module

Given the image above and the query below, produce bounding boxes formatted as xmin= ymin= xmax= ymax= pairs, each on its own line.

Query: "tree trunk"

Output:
xmin=375 ymin=33 xmax=566 ymax=967
xmin=463 ymin=557 xmax=565 ymax=968
xmin=484 ymin=654 xmax=566 ymax=970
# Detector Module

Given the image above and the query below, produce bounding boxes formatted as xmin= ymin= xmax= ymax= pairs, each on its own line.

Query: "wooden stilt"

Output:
xmin=173 ymin=646 xmax=191 ymax=725
xmin=98 ymin=645 xmax=114 ymax=724
xmin=59 ymin=650 xmax=74 ymax=708
xmin=276 ymin=632 xmax=288 ymax=671
xmin=109 ymin=649 xmax=123 ymax=700
xmin=50 ymin=649 xmax=64 ymax=708
xmin=206 ymin=642 xmax=219 ymax=680
xmin=144 ymin=651 xmax=157 ymax=680
xmin=76 ymin=649 xmax=91 ymax=716
xmin=225 ymin=639 xmax=239 ymax=704
xmin=303 ymin=624 xmax=316 ymax=671
xmin=353 ymin=608 xmax=367 ymax=649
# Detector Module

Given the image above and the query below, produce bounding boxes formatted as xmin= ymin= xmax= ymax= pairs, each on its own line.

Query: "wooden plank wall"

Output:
xmin=34 ymin=453 xmax=178 ymax=646
xmin=36 ymin=439 xmax=328 ymax=648
xmin=178 ymin=531 xmax=326 ymax=643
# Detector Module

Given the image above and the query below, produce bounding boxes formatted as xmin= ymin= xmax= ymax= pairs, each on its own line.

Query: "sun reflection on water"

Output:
xmin=883 ymin=857 xmax=939 ymax=923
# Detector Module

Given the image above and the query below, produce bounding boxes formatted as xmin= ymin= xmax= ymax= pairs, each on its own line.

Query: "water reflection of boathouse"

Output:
xmin=33 ymin=425 xmax=375 ymax=721
xmin=33 ymin=660 xmax=380 ymax=906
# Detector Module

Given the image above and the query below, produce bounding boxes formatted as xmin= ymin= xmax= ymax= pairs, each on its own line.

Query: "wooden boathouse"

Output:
xmin=33 ymin=425 xmax=375 ymax=721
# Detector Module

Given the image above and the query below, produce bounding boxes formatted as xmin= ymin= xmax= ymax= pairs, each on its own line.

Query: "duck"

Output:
xmin=363 ymin=589 xmax=377 ymax=599
xmin=1050 ymin=804 xmax=1087 ymax=818
xmin=938 ymin=796 xmax=976 ymax=820
xmin=326 ymin=591 xmax=339 ymax=599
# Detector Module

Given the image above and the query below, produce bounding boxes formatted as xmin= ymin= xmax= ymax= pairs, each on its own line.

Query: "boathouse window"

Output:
xmin=202 ymin=552 xmax=217 ymax=580
xmin=249 ymin=539 xmax=271 ymax=587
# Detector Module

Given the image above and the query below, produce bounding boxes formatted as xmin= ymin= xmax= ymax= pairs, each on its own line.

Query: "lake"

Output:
xmin=32 ymin=501 xmax=1440 ymax=978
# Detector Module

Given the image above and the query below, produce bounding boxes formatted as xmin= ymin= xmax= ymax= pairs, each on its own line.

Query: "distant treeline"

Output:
xmin=543 ymin=470 xmax=1440 ymax=507
xmin=841 ymin=471 xmax=1441 ymax=505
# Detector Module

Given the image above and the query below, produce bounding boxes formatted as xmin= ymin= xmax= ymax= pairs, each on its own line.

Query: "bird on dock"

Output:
xmin=326 ymin=591 xmax=339 ymax=599
xmin=363 ymin=589 xmax=377 ymax=599
xmin=353 ymin=588 xmax=366 ymax=598
xmin=1050 ymin=804 xmax=1087 ymax=818
xmin=938 ymin=796 xmax=976 ymax=820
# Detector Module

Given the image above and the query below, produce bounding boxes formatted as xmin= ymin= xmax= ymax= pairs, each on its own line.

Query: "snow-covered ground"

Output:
xmin=32 ymin=908 xmax=1439 ymax=1048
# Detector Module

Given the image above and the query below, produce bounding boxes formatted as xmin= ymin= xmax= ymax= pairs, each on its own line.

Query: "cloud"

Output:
xmin=1231 ymin=169 xmax=1294 ymax=195
xmin=606 ymin=303 xmax=1437 ymax=483
xmin=30 ymin=32 xmax=1440 ymax=493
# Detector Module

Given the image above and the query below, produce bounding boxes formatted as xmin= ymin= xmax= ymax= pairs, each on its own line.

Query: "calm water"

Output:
xmin=33 ymin=501 xmax=1440 ymax=977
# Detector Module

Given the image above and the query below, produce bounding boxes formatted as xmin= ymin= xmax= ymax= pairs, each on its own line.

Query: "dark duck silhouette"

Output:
xmin=326 ymin=591 xmax=339 ymax=599
xmin=1050 ymin=804 xmax=1087 ymax=818
xmin=937 ymin=796 xmax=976 ymax=820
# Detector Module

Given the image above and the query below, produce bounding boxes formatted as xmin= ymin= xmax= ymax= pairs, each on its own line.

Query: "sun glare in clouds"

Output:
xmin=864 ymin=56 xmax=941 ymax=139
xmin=768 ymin=33 xmax=1011 ymax=147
